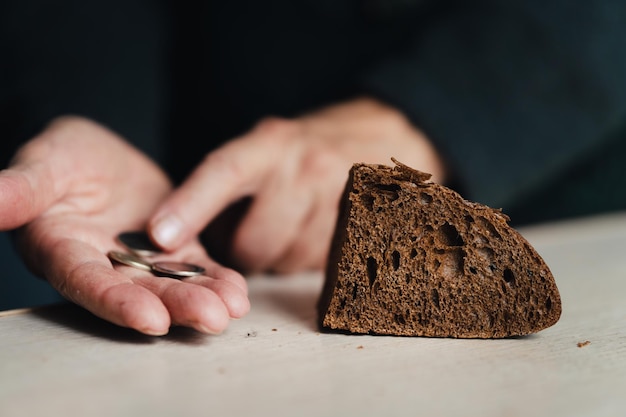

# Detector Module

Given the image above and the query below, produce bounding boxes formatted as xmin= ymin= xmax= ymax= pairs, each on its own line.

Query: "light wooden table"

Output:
xmin=1 ymin=212 xmax=625 ymax=417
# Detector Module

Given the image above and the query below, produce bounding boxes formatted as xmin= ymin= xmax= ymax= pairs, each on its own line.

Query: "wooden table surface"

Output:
xmin=1 ymin=212 xmax=625 ymax=417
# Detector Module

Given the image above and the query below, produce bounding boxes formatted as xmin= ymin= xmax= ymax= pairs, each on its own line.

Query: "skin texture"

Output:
xmin=0 ymin=98 xmax=445 ymax=335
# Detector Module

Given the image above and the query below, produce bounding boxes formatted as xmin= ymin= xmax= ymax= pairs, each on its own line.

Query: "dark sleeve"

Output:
xmin=360 ymin=0 xmax=626 ymax=216
xmin=0 ymin=0 xmax=170 ymax=165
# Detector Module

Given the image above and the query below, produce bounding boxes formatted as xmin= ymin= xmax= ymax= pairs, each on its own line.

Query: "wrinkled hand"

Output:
xmin=149 ymin=98 xmax=446 ymax=273
xmin=0 ymin=117 xmax=249 ymax=335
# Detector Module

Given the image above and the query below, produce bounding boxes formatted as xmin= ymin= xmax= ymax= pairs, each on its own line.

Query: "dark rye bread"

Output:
xmin=318 ymin=159 xmax=561 ymax=338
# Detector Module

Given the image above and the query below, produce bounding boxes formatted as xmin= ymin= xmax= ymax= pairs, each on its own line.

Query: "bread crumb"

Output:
xmin=356 ymin=345 xmax=364 ymax=350
xmin=271 ymin=328 xmax=277 ymax=332
xmin=577 ymin=340 xmax=591 ymax=348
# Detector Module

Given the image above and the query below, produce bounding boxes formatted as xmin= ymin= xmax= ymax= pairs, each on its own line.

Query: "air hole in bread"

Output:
xmin=545 ymin=297 xmax=552 ymax=312
xmin=438 ymin=249 xmax=465 ymax=279
xmin=503 ymin=268 xmax=515 ymax=284
xmin=431 ymin=289 xmax=440 ymax=309
xmin=478 ymin=216 xmax=502 ymax=240
xmin=366 ymin=256 xmax=378 ymax=288
xmin=419 ymin=192 xmax=433 ymax=205
xmin=410 ymin=248 xmax=418 ymax=258
xmin=438 ymin=223 xmax=464 ymax=246
xmin=477 ymin=247 xmax=495 ymax=264
xmin=371 ymin=183 xmax=401 ymax=193
xmin=360 ymin=193 xmax=375 ymax=211
xmin=392 ymin=250 xmax=400 ymax=270
xmin=371 ymin=183 xmax=401 ymax=201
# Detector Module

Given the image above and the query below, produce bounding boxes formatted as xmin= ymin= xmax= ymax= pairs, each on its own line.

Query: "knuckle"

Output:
xmin=48 ymin=115 xmax=87 ymax=128
xmin=253 ymin=116 xmax=298 ymax=138
xmin=46 ymin=115 xmax=100 ymax=138
xmin=254 ymin=116 xmax=296 ymax=134
xmin=300 ymin=147 xmax=343 ymax=179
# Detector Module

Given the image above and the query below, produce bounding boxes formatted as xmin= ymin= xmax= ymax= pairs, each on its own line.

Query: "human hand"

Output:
xmin=149 ymin=98 xmax=446 ymax=273
xmin=0 ymin=117 xmax=249 ymax=335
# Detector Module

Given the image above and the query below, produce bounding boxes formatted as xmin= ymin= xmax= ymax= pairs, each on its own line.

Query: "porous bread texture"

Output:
xmin=318 ymin=159 xmax=562 ymax=338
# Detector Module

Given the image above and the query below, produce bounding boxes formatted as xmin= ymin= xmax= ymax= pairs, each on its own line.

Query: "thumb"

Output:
xmin=0 ymin=160 xmax=58 ymax=230
xmin=0 ymin=117 xmax=81 ymax=230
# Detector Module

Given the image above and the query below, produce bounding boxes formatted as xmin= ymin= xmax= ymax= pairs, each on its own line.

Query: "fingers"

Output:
xmin=233 ymin=149 xmax=347 ymax=272
xmin=148 ymin=118 xmax=298 ymax=251
xmin=271 ymin=198 xmax=338 ymax=273
xmin=45 ymin=239 xmax=173 ymax=335
xmin=180 ymin=275 xmax=250 ymax=319
xmin=116 ymin=266 xmax=250 ymax=334
xmin=231 ymin=156 xmax=314 ymax=271
xmin=44 ymin=238 xmax=249 ymax=335
xmin=131 ymin=275 xmax=233 ymax=334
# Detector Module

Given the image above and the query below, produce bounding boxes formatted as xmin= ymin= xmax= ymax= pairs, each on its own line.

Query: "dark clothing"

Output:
xmin=2 ymin=0 xmax=626 ymax=309
xmin=2 ymin=0 xmax=626 ymax=222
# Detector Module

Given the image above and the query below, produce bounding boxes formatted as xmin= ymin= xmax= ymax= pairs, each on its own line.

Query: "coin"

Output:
xmin=108 ymin=249 xmax=205 ymax=279
xmin=152 ymin=261 xmax=206 ymax=278
xmin=117 ymin=231 xmax=162 ymax=257
xmin=107 ymin=250 xmax=152 ymax=272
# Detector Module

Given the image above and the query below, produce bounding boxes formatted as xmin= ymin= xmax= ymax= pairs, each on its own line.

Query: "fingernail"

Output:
xmin=141 ymin=327 xmax=169 ymax=337
xmin=197 ymin=323 xmax=221 ymax=335
xmin=152 ymin=214 xmax=183 ymax=248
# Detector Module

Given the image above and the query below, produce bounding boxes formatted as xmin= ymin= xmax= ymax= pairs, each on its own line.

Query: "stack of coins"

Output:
xmin=107 ymin=231 xmax=205 ymax=279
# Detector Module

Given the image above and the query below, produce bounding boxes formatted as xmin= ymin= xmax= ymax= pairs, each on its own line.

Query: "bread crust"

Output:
xmin=318 ymin=159 xmax=562 ymax=338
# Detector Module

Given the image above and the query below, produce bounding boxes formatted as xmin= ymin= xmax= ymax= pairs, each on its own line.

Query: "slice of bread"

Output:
xmin=318 ymin=159 xmax=561 ymax=338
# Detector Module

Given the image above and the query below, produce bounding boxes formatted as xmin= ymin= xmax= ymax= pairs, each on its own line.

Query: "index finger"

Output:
xmin=148 ymin=119 xmax=295 ymax=250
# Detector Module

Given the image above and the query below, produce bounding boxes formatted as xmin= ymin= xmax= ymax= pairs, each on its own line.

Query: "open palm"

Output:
xmin=0 ymin=117 xmax=249 ymax=335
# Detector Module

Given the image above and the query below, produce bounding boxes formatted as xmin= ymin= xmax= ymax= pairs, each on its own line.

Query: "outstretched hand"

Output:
xmin=149 ymin=98 xmax=446 ymax=273
xmin=0 ymin=117 xmax=249 ymax=335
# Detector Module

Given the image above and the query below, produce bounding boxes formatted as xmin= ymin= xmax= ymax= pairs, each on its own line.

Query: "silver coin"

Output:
xmin=152 ymin=261 xmax=206 ymax=278
xmin=107 ymin=250 xmax=152 ymax=272
xmin=117 ymin=231 xmax=162 ymax=257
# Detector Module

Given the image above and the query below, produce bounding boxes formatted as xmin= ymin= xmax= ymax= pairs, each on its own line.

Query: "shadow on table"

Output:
xmin=30 ymin=303 xmax=210 ymax=345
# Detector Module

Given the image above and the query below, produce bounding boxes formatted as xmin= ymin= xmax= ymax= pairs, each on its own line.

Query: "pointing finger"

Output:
xmin=148 ymin=118 xmax=297 ymax=250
